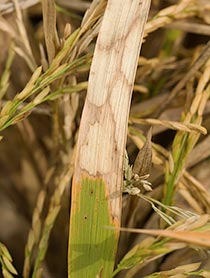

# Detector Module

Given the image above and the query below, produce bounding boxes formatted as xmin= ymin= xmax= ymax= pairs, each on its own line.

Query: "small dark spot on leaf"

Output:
xmin=84 ymin=215 xmax=88 ymax=220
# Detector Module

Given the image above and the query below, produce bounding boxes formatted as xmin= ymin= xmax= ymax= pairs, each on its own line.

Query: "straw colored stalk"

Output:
xmin=68 ymin=0 xmax=151 ymax=277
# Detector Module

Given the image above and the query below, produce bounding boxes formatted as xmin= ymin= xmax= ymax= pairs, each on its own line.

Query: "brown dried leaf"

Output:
xmin=130 ymin=118 xmax=207 ymax=134
xmin=133 ymin=128 xmax=152 ymax=177
xmin=118 ymin=227 xmax=210 ymax=248
xmin=42 ymin=0 xmax=60 ymax=64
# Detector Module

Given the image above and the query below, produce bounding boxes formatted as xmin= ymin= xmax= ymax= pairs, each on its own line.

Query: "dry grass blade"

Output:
xmin=168 ymin=21 xmax=210 ymax=36
xmin=42 ymin=0 xmax=60 ymax=64
xmin=13 ymin=0 xmax=37 ymax=70
xmin=0 ymin=0 xmax=39 ymax=14
xmin=0 ymin=3 xmax=36 ymax=71
xmin=57 ymin=0 xmax=90 ymax=12
xmin=130 ymin=118 xmax=207 ymax=134
xmin=0 ymin=0 xmax=90 ymax=14
xmin=0 ymin=14 xmax=17 ymax=37
xmin=0 ymin=42 xmax=15 ymax=99
xmin=117 ymin=226 xmax=210 ymax=249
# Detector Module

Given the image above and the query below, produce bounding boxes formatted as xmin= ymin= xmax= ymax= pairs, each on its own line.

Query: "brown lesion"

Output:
xmin=97 ymin=2 xmax=142 ymax=54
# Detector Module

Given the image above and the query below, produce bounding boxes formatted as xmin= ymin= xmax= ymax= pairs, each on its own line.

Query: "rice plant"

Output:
xmin=0 ymin=0 xmax=210 ymax=277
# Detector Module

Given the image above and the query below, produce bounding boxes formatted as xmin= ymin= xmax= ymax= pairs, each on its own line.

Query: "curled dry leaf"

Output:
xmin=133 ymin=128 xmax=152 ymax=178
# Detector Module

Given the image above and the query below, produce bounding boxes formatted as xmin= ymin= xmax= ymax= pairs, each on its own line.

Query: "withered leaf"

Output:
xmin=133 ymin=128 xmax=152 ymax=177
xmin=42 ymin=0 xmax=60 ymax=64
